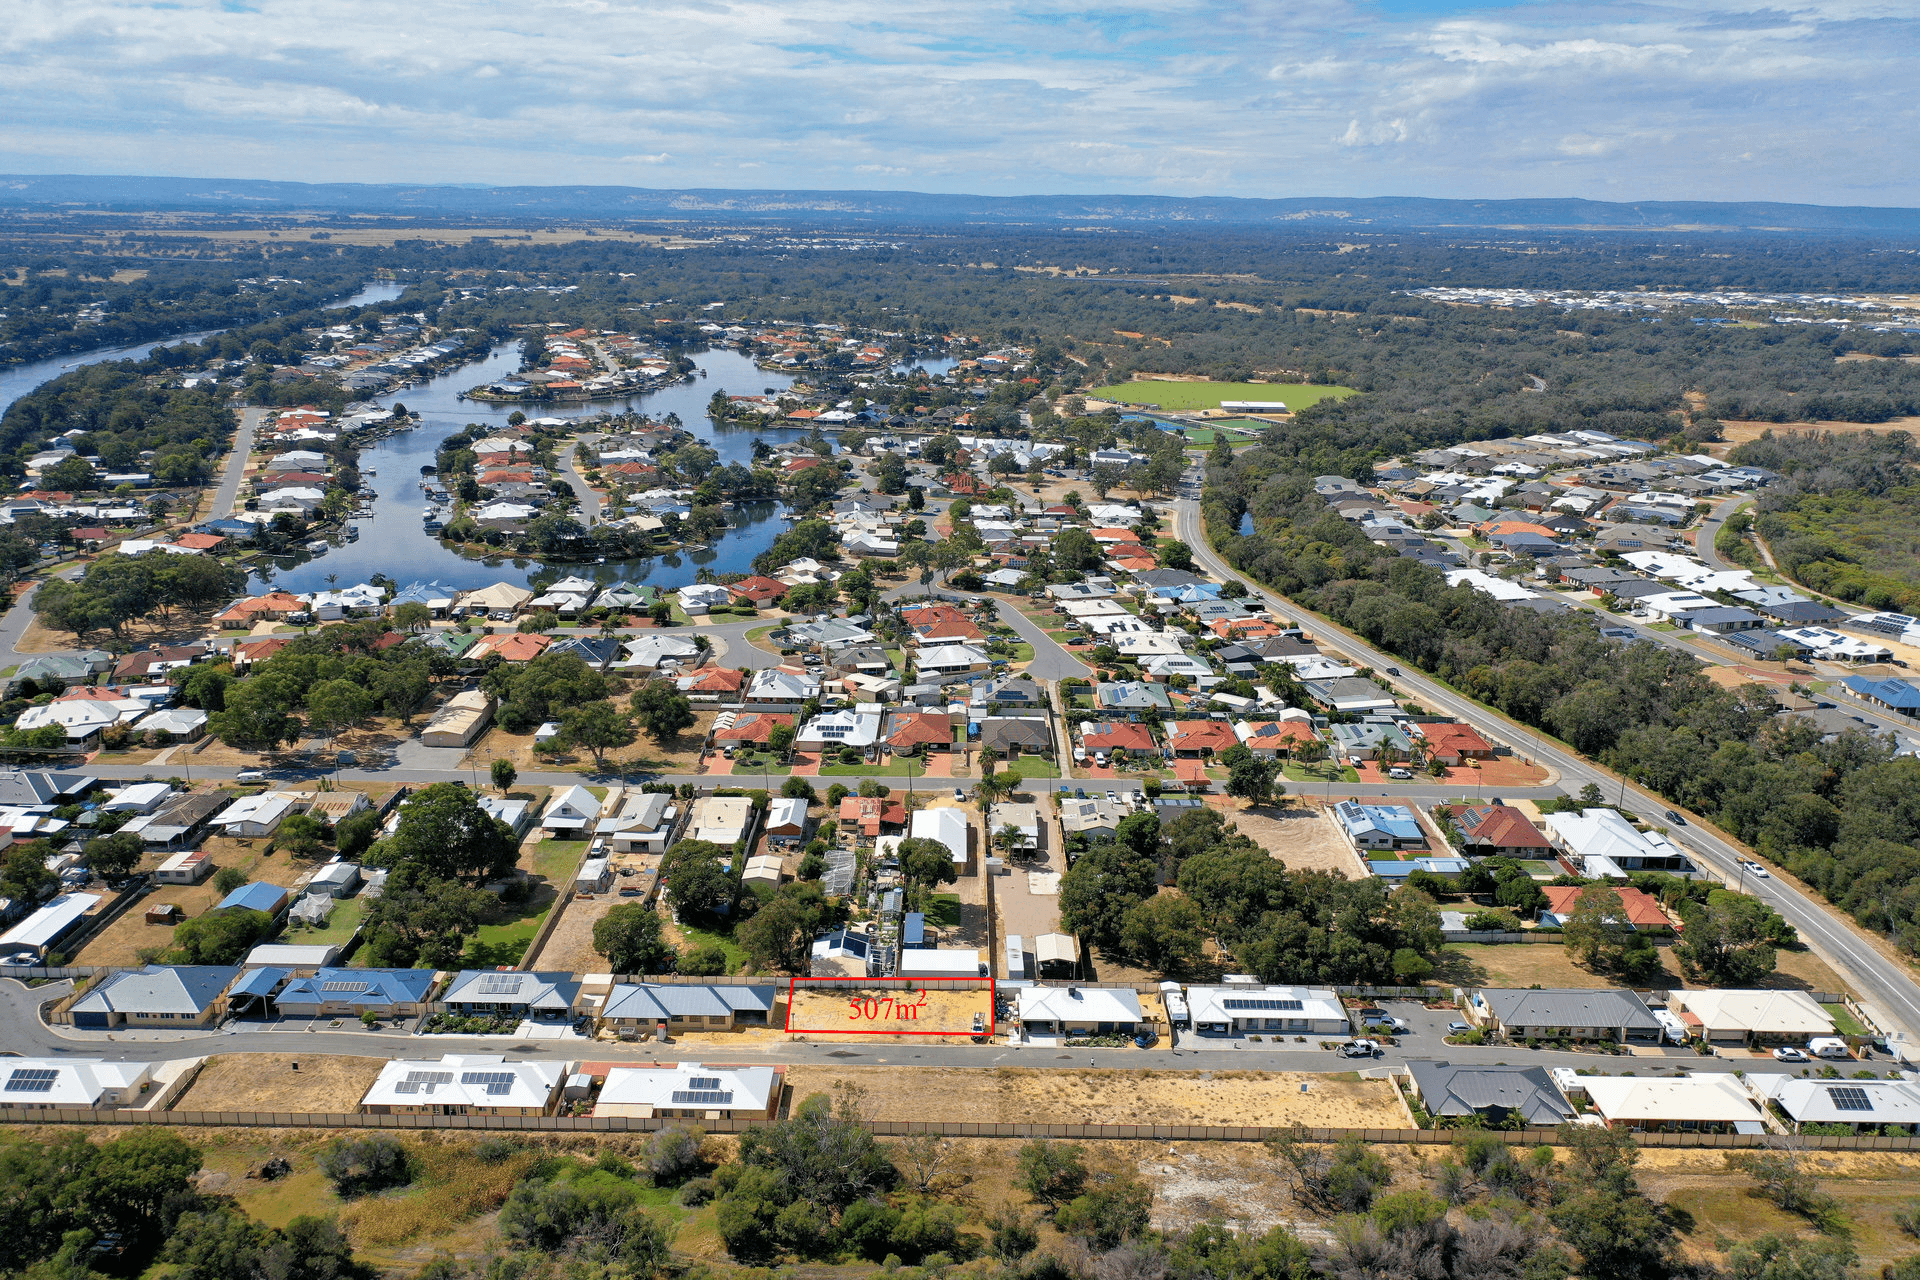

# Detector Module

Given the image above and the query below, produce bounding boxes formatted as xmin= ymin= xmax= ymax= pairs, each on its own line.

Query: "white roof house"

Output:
xmin=746 ymin=667 xmax=821 ymax=703
xmin=1185 ymin=985 xmax=1349 ymax=1036
xmin=1670 ymin=989 xmax=1835 ymax=1044
xmin=105 ymin=782 xmax=174 ymax=813
xmin=797 ymin=707 xmax=883 ymax=748
xmin=594 ymin=791 xmax=675 ymax=852
xmin=0 ymin=893 xmax=101 ymax=959
xmin=914 ymin=644 xmax=991 ymax=674
xmin=909 ymin=806 xmax=971 ymax=865
xmin=360 ymin=1054 xmax=566 ymax=1114
xmin=542 ymin=785 xmax=603 ymax=834
xmin=220 ymin=791 xmax=303 ymax=838
xmin=1581 ymin=1073 xmax=1768 ymax=1132
xmin=1541 ymin=808 xmax=1691 ymax=875
xmin=15 ymin=700 xmax=141 ymax=741
xmin=594 ymin=1062 xmax=782 ymax=1119
xmin=677 ymin=583 xmax=733 ymax=613
xmin=618 ymin=634 xmax=703 ymax=670
xmin=1016 ymin=986 xmax=1144 ymax=1035
xmin=896 ymin=949 xmax=984 ymax=979
xmin=0 ymin=1058 xmax=154 ymax=1110
xmin=689 ymin=795 xmax=753 ymax=846
xmin=1752 ymin=1075 xmax=1920 ymax=1132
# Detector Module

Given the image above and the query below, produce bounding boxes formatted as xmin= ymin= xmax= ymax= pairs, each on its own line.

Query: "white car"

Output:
xmin=1752 ymin=864 xmax=1770 ymax=878
xmin=1106 ymin=791 xmax=1119 ymax=803
xmin=235 ymin=770 xmax=266 ymax=782
xmin=954 ymin=788 xmax=965 ymax=802
xmin=1772 ymin=1046 xmax=1809 ymax=1062
xmin=1341 ymin=1039 xmax=1380 ymax=1059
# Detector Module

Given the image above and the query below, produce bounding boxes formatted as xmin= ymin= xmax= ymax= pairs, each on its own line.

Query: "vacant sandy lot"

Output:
xmin=783 ymin=1065 xmax=1405 ymax=1128
xmin=172 ymin=1053 xmax=387 ymax=1113
xmin=1719 ymin=417 xmax=1920 ymax=447
xmin=530 ymin=891 xmax=622 ymax=974
xmin=787 ymin=985 xmax=991 ymax=1041
xmin=1220 ymin=801 xmax=1360 ymax=878
xmin=465 ymin=703 xmax=713 ymax=775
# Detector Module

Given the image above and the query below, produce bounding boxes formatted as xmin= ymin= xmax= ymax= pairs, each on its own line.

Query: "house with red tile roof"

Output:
xmin=1208 ymin=617 xmax=1286 ymax=642
xmin=679 ymin=665 xmax=748 ymax=696
xmin=215 ymin=592 xmax=305 ymax=628
xmin=784 ymin=456 xmax=827 ymax=474
xmin=899 ymin=603 xmax=984 ymax=643
xmin=882 ymin=710 xmax=953 ymax=753
xmin=231 ymin=637 xmax=291 ymax=669
xmin=170 ymin=533 xmax=226 ymax=551
xmin=943 ymin=473 xmax=985 ymax=495
xmin=1452 ymin=801 xmax=1553 ymax=856
xmin=1540 ymin=884 xmax=1675 ymax=934
xmin=728 ymin=575 xmax=789 ymax=606
xmin=1080 ymin=721 xmax=1157 ymax=758
xmin=470 ymin=632 xmax=552 ymax=662
xmin=1173 ymin=759 xmax=1212 ymax=792
xmin=69 ymin=527 xmax=110 ymax=545
xmin=838 ymin=794 xmax=906 ymax=838
xmin=1235 ymin=719 xmax=1320 ymax=759
xmin=1420 ymin=722 xmax=1495 ymax=765
xmin=1089 ymin=527 xmax=1137 ymax=544
xmin=1166 ymin=721 xmax=1241 ymax=757
xmin=713 ymin=711 xmax=792 ymax=744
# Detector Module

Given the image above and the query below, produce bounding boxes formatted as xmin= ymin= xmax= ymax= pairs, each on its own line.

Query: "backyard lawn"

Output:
xmin=993 ymin=755 xmax=1062 ymax=781
xmin=1086 ymin=381 xmax=1359 ymax=412
xmin=675 ymin=920 xmax=749 ymax=975
xmin=282 ymin=898 xmax=365 ymax=951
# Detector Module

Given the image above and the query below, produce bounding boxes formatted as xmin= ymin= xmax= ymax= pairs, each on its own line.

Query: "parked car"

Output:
xmin=1387 ymin=767 xmax=1413 ymax=780
xmin=1447 ymin=1021 xmax=1472 ymax=1035
xmin=1341 ymin=1039 xmax=1380 ymax=1058
xmin=236 ymin=770 xmax=266 ymax=782
xmin=0 ymin=952 xmax=37 ymax=967
xmin=954 ymin=788 xmax=966 ymax=802
xmin=1772 ymin=1046 xmax=1809 ymax=1062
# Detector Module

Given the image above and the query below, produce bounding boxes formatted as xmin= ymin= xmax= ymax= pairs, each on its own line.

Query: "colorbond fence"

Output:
xmin=5 ymin=1108 xmax=1920 ymax=1151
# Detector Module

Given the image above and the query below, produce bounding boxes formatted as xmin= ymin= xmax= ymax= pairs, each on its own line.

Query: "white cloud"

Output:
xmin=0 ymin=0 xmax=1912 ymax=202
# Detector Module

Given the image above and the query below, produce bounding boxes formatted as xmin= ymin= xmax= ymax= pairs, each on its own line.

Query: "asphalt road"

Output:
xmin=558 ymin=432 xmax=602 ymax=523
xmin=1 ymin=978 xmax=1852 ymax=1085
xmin=210 ymin=406 xmax=266 ymax=522
xmin=886 ymin=584 xmax=1091 ymax=682
xmin=1171 ymin=495 xmax=1920 ymax=1046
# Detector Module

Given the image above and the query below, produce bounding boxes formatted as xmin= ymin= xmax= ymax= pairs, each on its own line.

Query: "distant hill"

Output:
xmin=5 ymin=173 xmax=1920 ymax=234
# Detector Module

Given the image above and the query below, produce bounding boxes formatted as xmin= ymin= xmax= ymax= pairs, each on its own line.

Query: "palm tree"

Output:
xmin=973 ymin=767 xmax=1016 ymax=816
xmin=996 ymin=822 xmax=1028 ymax=861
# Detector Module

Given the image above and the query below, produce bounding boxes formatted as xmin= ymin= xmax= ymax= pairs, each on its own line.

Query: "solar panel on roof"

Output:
xmin=1830 ymin=1086 xmax=1873 ymax=1112
xmin=320 ymin=981 xmax=365 ymax=992
xmin=5 ymin=1068 xmax=58 ymax=1093
xmin=671 ymin=1090 xmax=734 ymax=1106
xmin=1221 ymin=998 xmax=1304 ymax=1011
xmin=686 ymin=1076 xmax=722 ymax=1090
xmin=475 ymin=974 xmax=522 ymax=995
xmin=461 ymin=1071 xmax=515 ymax=1087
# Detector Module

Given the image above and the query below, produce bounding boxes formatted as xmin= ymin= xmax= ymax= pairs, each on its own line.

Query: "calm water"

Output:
xmin=247 ymin=345 xmax=828 ymax=594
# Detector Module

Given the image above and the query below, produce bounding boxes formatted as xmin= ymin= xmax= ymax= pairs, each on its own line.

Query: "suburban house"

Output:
xmin=1333 ymin=801 xmax=1426 ymax=850
xmin=909 ymin=805 xmax=971 ymax=870
xmin=219 ymin=792 xmax=302 ymax=838
xmin=838 ymin=794 xmax=906 ymax=840
xmin=268 ymin=968 xmax=439 ymax=1019
xmin=217 ymin=881 xmax=290 ymax=917
xmin=1184 ymin=985 xmax=1348 ymax=1037
xmin=1096 ymin=681 xmax=1175 ymax=717
xmin=1542 ymin=807 xmax=1694 ymax=875
xmin=764 ymin=797 xmax=809 ymax=846
xmin=594 ymin=982 xmax=780 ymax=1033
xmin=154 ymin=849 xmax=215 ymax=885
xmin=882 ymin=710 xmax=954 ymax=754
xmin=1538 ymin=884 xmax=1675 ymax=934
xmin=1165 ymin=721 xmax=1240 ymax=758
xmin=479 ymin=795 xmax=537 ymax=840
xmin=1753 ymin=1075 xmax=1920 ymax=1134
xmin=1081 ymin=721 xmax=1158 ymax=759
xmin=1016 ymin=986 xmax=1143 ymax=1040
xmin=1234 ymin=718 xmax=1319 ymax=759
xmin=595 ymin=791 xmax=676 ymax=853
xmin=419 ymin=690 xmax=495 ymax=748
xmin=1581 ymin=1073 xmax=1767 ymax=1133
xmin=1471 ymin=988 xmax=1665 ymax=1043
xmin=0 ymin=893 xmax=102 ymax=961
xmin=745 ymin=666 xmax=820 ymax=705
xmin=1404 ymin=1061 xmax=1577 ymax=1127
xmin=439 ymin=970 xmax=581 ymax=1022
xmin=1417 ymin=722 xmax=1495 ymax=765
xmin=1666 ymin=989 xmax=1837 ymax=1048
xmin=1451 ymin=801 xmax=1553 ymax=857
xmin=67 ymin=965 xmax=240 ymax=1029
xmin=713 ymin=711 xmax=794 ymax=747
xmin=979 ymin=716 xmax=1053 ymax=758
xmin=1059 ymin=796 xmax=1129 ymax=841
xmin=541 ymin=785 xmax=603 ymax=836
xmin=360 ymin=1054 xmax=566 ymax=1116
xmin=0 ymin=1059 xmax=159 ymax=1112
xmin=727 ymin=575 xmax=788 ymax=606
xmin=689 ymin=795 xmax=755 ymax=845
xmin=810 ymin=927 xmax=874 ymax=977
xmin=593 ymin=1062 xmax=784 ymax=1119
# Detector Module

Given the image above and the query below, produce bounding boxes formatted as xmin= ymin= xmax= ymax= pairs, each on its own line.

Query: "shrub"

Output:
xmin=317 ymin=1135 xmax=415 ymax=1198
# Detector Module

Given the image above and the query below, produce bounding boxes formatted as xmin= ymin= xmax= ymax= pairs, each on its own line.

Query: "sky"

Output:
xmin=1 ymin=0 xmax=1917 ymax=206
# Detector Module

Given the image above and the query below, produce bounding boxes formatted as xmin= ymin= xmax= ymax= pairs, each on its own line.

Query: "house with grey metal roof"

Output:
xmin=440 ymin=970 xmax=581 ymax=1021
xmin=1405 ymin=1060 xmax=1576 ymax=1126
xmin=598 ymin=982 xmax=780 ymax=1035
xmin=269 ymin=967 xmax=439 ymax=1018
xmin=1471 ymin=987 xmax=1664 ymax=1043
xmin=67 ymin=965 xmax=241 ymax=1029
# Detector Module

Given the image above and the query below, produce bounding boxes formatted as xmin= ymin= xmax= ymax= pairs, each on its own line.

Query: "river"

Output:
xmin=245 ymin=344 xmax=826 ymax=596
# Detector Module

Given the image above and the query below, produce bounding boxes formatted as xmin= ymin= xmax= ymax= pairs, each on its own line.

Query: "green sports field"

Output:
xmin=1086 ymin=380 xmax=1359 ymax=412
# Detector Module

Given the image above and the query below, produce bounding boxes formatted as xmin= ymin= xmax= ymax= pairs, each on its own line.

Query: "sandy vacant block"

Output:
xmin=783 ymin=1065 xmax=1405 ymax=1128
xmin=170 ymin=1053 xmax=388 ymax=1114
xmin=1221 ymin=801 xmax=1359 ymax=878
xmin=787 ymin=984 xmax=991 ymax=1042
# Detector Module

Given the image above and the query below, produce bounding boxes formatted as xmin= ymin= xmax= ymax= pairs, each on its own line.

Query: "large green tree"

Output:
xmin=374 ymin=782 xmax=519 ymax=882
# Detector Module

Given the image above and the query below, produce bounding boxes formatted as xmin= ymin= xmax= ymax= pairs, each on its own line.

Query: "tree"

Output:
xmin=1056 ymin=1177 xmax=1153 ymax=1248
xmin=1562 ymin=885 xmax=1635 ymax=973
xmin=1722 ymin=1233 xmax=1857 ymax=1280
xmin=1160 ymin=540 xmax=1195 ymax=570
xmin=170 ymin=907 xmax=270 ymax=964
xmin=557 ymin=699 xmax=637 ymax=765
xmin=738 ymin=883 xmax=835 ymax=973
xmin=1676 ymin=890 xmax=1791 ymax=985
xmin=1014 ymin=1139 xmax=1088 ymax=1210
xmin=374 ymin=782 xmax=519 ymax=882
xmin=212 ymin=677 xmax=300 ymax=750
xmin=1266 ymin=1133 xmax=1391 ymax=1214
xmin=335 ymin=808 xmax=381 ymax=860
xmin=666 ymin=856 xmax=736 ymax=924
xmin=359 ymin=864 xmax=498 ymax=969
xmin=594 ymin=903 xmax=677 ymax=975
xmin=630 ymin=679 xmax=696 ymax=742
xmin=1119 ymin=892 xmax=1208 ymax=974
xmin=83 ymin=830 xmax=144 ymax=878
xmin=897 ymin=835 xmax=959 ymax=891
xmin=491 ymin=758 xmax=518 ymax=792
xmin=767 ymin=720 xmax=797 ymax=755
xmin=277 ymin=812 xmax=328 ymax=859
xmin=1059 ymin=837 xmax=1160 ymax=952
xmin=393 ymin=602 xmax=431 ymax=634
xmin=1227 ymin=756 xmax=1282 ymax=806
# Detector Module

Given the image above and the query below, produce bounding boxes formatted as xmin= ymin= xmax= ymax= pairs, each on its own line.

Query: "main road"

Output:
xmin=1171 ymin=493 xmax=1920 ymax=1046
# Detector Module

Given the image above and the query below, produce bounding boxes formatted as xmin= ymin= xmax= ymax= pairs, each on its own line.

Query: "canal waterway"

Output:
xmin=246 ymin=344 xmax=824 ymax=596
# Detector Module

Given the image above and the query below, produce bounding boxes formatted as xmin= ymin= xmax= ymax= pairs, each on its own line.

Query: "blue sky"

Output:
xmin=1 ymin=0 xmax=1916 ymax=205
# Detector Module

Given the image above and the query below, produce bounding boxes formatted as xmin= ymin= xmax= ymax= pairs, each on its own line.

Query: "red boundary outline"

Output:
xmin=784 ymin=973 xmax=996 ymax=1037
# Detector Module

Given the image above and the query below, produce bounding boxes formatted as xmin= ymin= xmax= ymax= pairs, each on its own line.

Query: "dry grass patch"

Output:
xmin=787 ymin=986 xmax=991 ymax=1041
xmin=74 ymin=832 xmax=316 ymax=966
xmin=1223 ymin=802 xmax=1360 ymax=878
xmin=171 ymin=1054 xmax=386 ymax=1113
xmin=782 ymin=1066 xmax=1406 ymax=1128
xmin=338 ymin=1140 xmax=547 ymax=1248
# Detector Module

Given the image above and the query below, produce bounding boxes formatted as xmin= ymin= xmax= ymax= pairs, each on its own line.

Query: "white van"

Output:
xmin=1809 ymin=1037 xmax=1853 ymax=1059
